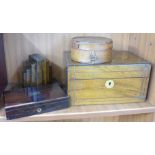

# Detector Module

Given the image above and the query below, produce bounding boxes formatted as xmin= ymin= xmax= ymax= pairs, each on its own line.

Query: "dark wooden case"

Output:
xmin=4 ymin=83 xmax=70 ymax=120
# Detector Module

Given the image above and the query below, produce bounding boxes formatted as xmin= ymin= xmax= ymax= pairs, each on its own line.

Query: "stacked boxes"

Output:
xmin=22 ymin=54 xmax=52 ymax=87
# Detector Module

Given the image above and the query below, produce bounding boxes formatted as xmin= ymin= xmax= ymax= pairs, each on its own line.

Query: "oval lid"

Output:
xmin=72 ymin=36 xmax=113 ymax=45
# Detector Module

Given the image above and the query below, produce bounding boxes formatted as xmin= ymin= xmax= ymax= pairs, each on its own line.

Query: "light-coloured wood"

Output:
xmin=71 ymin=36 xmax=113 ymax=63
xmin=70 ymin=116 xmax=120 ymax=122
xmin=3 ymin=33 xmax=113 ymax=83
xmin=129 ymin=34 xmax=155 ymax=104
xmin=2 ymin=33 xmax=155 ymax=121
xmin=71 ymin=98 xmax=146 ymax=106
xmin=128 ymin=33 xmax=155 ymax=121
xmin=68 ymin=66 xmax=150 ymax=79
xmin=112 ymin=33 xmax=130 ymax=51
xmin=71 ymin=48 xmax=112 ymax=64
xmin=69 ymin=78 xmax=145 ymax=90
xmin=72 ymin=114 xmax=153 ymax=122
xmin=74 ymin=42 xmax=113 ymax=51
xmin=3 ymin=33 xmax=128 ymax=84
xmin=119 ymin=113 xmax=153 ymax=122
xmin=68 ymin=78 xmax=148 ymax=105
xmin=0 ymin=102 xmax=155 ymax=122
xmin=67 ymin=51 xmax=151 ymax=105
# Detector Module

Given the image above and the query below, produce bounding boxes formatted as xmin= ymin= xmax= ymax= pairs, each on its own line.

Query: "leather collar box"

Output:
xmin=4 ymin=83 xmax=70 ymax=120
xmin=66 ymin=51 xmax=151 ymax=105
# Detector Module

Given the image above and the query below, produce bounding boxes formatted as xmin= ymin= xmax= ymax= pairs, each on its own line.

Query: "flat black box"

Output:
xmin=4 ymin=83 xmax=70 ymax=120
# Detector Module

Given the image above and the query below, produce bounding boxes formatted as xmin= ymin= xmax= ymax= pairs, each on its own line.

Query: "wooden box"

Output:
xmin=66 ymin=51 xmax=151 ymax=105
xmin=71 ymin=36 xmax=113 ymax=64
xmin=4 ymin=83 xmax=70 ymax=120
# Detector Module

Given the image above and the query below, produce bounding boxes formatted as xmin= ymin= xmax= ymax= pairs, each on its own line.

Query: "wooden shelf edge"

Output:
xmin=0 ymin=102 xmax=155 ymax=121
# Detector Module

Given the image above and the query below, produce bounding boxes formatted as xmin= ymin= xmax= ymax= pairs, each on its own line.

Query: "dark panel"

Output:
xmin=0 ymin=34 xmax=7 ymax=95
xmin=4 ymin=83 xmax=70 ymax=120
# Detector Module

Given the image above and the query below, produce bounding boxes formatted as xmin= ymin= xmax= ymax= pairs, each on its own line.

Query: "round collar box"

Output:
xmin=71 ymin=36 xmax=113 ymax=64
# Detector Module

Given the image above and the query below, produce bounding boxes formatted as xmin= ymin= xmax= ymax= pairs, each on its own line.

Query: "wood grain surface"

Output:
xmin=71 ymin=48 xmax=112 ymax=64
xmin=67 ymin=51 xmax=151 ymax=105
xmin=0 ymin=100 xmax=155 ymax=122
xmin=71 ymin=36 xmax=113 ymax=63
xmin=128 ymin=33 xmax=155 ymax=121
xmin=68 ymin=78 xmax=148 ymax=104
xmin=3 ymin=33 xmax=126 ymax=84
xmin=2 ymin=33 xmax=155 ymax=121
xmin=68 ymin=65 xmax=150 ymax=79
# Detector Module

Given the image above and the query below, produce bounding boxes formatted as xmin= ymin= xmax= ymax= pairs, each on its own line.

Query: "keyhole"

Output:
xmin=105 ymin=80 xmax=114 ymax=89
xmin=36 ymin=108 xmax=42 ymax=113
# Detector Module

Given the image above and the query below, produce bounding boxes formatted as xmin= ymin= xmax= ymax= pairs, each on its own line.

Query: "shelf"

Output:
xmin=0 ymin=101 xmax=155 ymax=121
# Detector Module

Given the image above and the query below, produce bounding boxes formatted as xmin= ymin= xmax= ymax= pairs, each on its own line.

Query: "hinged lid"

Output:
xmin=4 ymin=83 xmax=68 ymax=108
xmin=66 ymin=51 xmax=151 ymax=79
xmin=66 ymin=51 xmax=150 ymax=66
xmin=72 ymin=36 xmax=113 ymax=51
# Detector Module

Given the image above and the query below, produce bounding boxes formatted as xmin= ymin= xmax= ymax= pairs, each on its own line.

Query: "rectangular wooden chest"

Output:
xmin=4 ymin=83 xmax=69 ymax=120
xmin=66 ymin=51 xmax=151 ymax=105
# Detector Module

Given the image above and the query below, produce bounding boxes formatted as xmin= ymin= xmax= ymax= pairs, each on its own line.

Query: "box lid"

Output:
xmin=66 ymin=50 xmax=150 ymax=66
xmin=72 ymin=36 xmax=113 ymax=51
xmin=4 ymin=83 xmax=68 ymax=108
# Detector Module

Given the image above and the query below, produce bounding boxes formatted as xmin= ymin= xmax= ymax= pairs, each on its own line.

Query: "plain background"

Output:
xmin=0 ymin=0 xmax=155 ymax=155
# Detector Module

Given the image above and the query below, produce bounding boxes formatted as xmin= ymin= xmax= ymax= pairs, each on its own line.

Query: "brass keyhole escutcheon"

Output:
xmin=105 ymin=80 xmax=114 ymax=88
